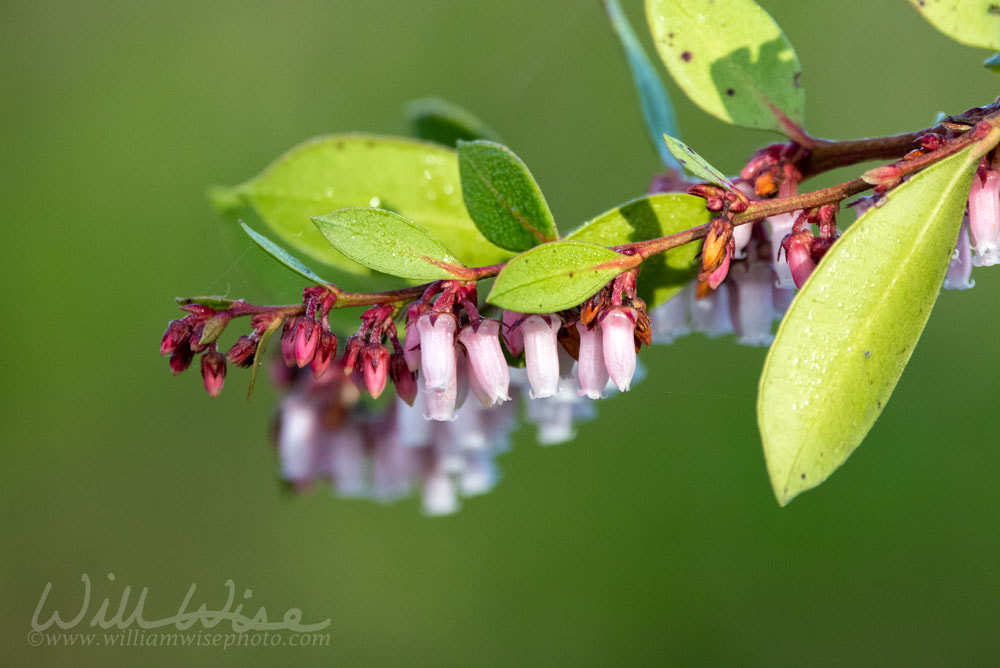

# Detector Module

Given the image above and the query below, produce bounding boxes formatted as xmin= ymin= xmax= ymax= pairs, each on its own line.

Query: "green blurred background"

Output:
xmin=3 ymin=1 xmax=999 ymax=665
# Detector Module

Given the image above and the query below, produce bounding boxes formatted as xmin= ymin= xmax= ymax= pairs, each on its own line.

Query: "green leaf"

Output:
xmin=661 ymin=134 xmax=735 ymax=190
xmin=909 ymin=0 xmax=1000 ymax=51
xmin=758 ymin=142 xmax=989 ymax=506
xmin=646 ymin=0 xmax=805 ymax=132
xmin=603 ymin=0 xmax=682 ymax=170
xmin=984 ymin=52 xmax=1000 ymax=73
xmin=404 ymin=97 xmax=501 ymax=146
xmin=566 ymin=193 xmax=708 ymax=307
xmin=458 ymin=140 xmax=559 ymax=252
xmin=210 ymin=134 xmax=512 ymax=275
xmin=240 ymin=221 xmax=329 ymax=285
xmin=247 ymin=317 xmax=283 ymax=400
xmin=312 ymin=208 xmax=468 ymax=281
xmin=487 ymin=241 xmax=640 ymax=313
xmin=175 ymin=296 xmax=239 ymax=310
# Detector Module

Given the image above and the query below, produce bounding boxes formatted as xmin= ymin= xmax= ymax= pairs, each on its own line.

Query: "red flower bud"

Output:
xmin=310 ymin=331 xmax=338 ymax=379
xmin=160 ymin=318 xmax=193 ymax=356
xmin=280 ymin=317 xmax=298 ymax=367
xmin=293 ymin=318 xmax=320 ymax=368
xmin=363 ymin=345 xmax=390 ymax=399
xmin=390 ymin=353 xmax=418 ymax=406
xmin=200 ymin=351 xmax=227 ymax=398
xmin=169 ymin=345 xmax=195 ymax=375
xmin=226 ymin=335 xmax=257 ymax=368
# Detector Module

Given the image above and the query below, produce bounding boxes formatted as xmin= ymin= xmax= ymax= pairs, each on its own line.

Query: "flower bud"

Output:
xmin=341 ymin=335 xmax=362 ymax=375
xmin=784 ymin=230 xmax=817 ymax=289
xmin=458 ymin=320 xmax=510 ymax=407
xmin=521 ymin=315 xmax=561 ymax=398
xmin=363 ymin=344 xmax=390 ymax=399
xmin=390 ymin=354 xmax=418 ymax=406
xmin=575 ymin=321 xmax=608 ymax=399
xmin=416 ymin=312 xmax=457 ymax=392
xmin=310 ymin=330 xmax=338 ymax=379
xmin=280 ymin=317 xmax=298 ymax=367
xmin=293 ymin=318 xmax=320 ymax=368
xmin=403 ymin=317 xmax=421 ymax=372
xmin=160 ymin=318 xmax=193 ymax=356
xmin=944 ymin=216 xmax=975 ymax=290
xmin=226 ymin=335 xmax=257 ymax=368
xmin=969 ymin=168 xmax=1000 ymax=266
xmin=200 ymin=351 xmax=227 ymax=398
xmin=169 ymin=345 xmax=195 ymax=375
xmin=601 ymin=308 xmax=637 ymax=392
xmin=502 ymin=310 xmax=525 ymax=356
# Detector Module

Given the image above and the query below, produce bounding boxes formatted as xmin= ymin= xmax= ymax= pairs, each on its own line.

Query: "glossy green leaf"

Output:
xmin=758 ymin=143 xmax=989 ymax=506
xmin=603 ymin=0 xmax=682 ymax=170
xmin=662 ymin=134 xmax=735 ymax=190
xmin=909 ymin=0 xmax=1000 ymax=50
xmin=458 ymin=140 xmax=559 ymax=252
xmin=404 ymin=97 xmax=501 ymax=146
xmin=646 ymin=0 xmax=805 ymax=132
xmin=312 ymin=208 xmax=468 ymax=281
xmin=566 ymin=193 xmax=708 ymax=307
xmin=984 ymin=52 xmax=1000 ymax=73
xmin=210 ymin=134 xmax=512 ymax=275
xmin=487 ymin=241 xmax=639 ymax=313
xmin=240 ymin=221 xmax=329 ymax=285
xmin=247 ymin=317 xmax=282 ymax=400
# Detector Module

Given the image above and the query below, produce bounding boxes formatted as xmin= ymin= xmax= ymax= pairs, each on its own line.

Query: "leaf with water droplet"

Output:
xmin=566 ymin=193 xmax=708 ymax=307
xmin=661 ymin=134 xmax=735 ymax=190
xmin=458 ymin=140 xmax=559 ymax=252
xmin=209 ymin=134 xmax=511 ymax=276
xmin=240 ymin=221 xmax=329 ymax=285
xmin=758 ymin=139 xmax=994 ymax=506
xmin=487 ymin=241 xmax=640 ymax=313
xmin=312 ymin=208 xmax=468 ymax=281
xmin=646 ymin=0 xmax=805 ymax=133
xmin=404 ymin=98 xmax=501 ymax=146
xmin=909 ymin=0 xmax=1000 ymax=50
xmin=603 ymin=0 xmax=682 ymax=170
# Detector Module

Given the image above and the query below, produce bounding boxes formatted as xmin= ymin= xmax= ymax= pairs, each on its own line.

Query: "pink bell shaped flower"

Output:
xmin=968 ymin=168 xmax=1000 ymax=266
xmin=601 ymin=308 xmax=636 ymax=392
xmin=945 ymin=216 xmax=975 ymax=290
xmin=732 ymin=222 xmax=752 ymax=259
xmin=784 ymin=230 xmax=817 ymax=289
xmin=575 ymin=320 xmax=608 ymax=399
xmin=502 ymin=310 xmax=525 ymax=356
xmin=421 ymin=373 xmax=458 ymax=422
xmin=521 ymin=315 xmax=561 ymax=398
xmin=458 ymin=319 xmax=510 ymax=407
xmin=415 ymin=312 xmax=457 ymax=393
xmin=767 ymin=212 xmax=798 ymax=288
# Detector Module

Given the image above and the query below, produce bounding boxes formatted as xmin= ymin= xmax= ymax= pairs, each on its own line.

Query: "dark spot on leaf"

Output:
xmin=793 ymin=72 xmax=801 ymax=88
xmin=668 ymin=32 xmax=674 ymax=39
xmin=990 ymin=4 xmax=1000 ymax=16
xmin=681 ymin=51 xmax=692 ymax=62
xmin=335 ymin=141 xmax=345 ymax=149
xmin=800 ymin=473 xmax=806 ymax=479
xmin=877 ymin=400 xmax=882 ymax=409
xmin=726 ymin=88 xmax=735 ymax=96
xmin=864 ymin=350 xmax=871 ymax=358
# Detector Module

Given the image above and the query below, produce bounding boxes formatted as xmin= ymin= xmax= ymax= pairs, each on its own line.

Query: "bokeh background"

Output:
xmin=3 ymin=1 xmax=999 ymax=665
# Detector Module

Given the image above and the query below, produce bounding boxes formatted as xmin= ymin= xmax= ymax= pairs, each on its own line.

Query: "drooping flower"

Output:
xmin=415 ymin=312 xmax=457 ymax=392
xmin=601 ymin=308 xmax=636 ymax=392
xmin=521 ymin=315 xmax=561 ymax=398
xmin=767 ymin=212 xmax=798 ymax=288
xmin=729 ymin=257 xmax=776 ymax=347
xmin=944 ymin=216 xmax=975 ymax=290
xmin=968 ymin=167 xmax=1000 ymax=266
xmin=458 ymin=319 xmax=510 ymax=407
xmin=575 ymin=320 xmax=608 ymax=399
xmin=784 ymin=230 xmax=817 ymax=290
xmin=502 ymin=310 xmax=525 ymax=356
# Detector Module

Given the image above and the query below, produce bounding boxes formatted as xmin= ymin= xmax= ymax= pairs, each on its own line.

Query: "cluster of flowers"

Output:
xmin=944 ymin=155 xmax=1000 ymax=289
